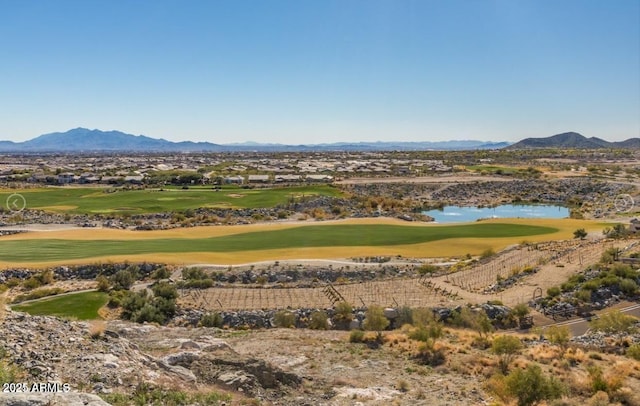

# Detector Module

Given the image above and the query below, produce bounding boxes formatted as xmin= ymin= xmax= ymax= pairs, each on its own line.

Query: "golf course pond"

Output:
xmin=423 ymin=204 xmax=569 ymax=223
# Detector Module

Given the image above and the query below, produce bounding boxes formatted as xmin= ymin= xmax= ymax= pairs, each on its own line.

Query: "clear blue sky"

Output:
xmin=1 ymin=0 xmax=638 ymax=144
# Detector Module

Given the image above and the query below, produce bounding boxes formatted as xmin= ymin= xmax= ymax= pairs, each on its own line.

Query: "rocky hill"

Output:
xmin=507 ymin=131 xmax=640 ymax=149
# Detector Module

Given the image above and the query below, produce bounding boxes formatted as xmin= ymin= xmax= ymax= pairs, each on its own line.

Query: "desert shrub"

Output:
xmin=418 ymin=264 xmax=439 ymax=275
xmin=511 ymin=303 xmax=531 ymax=327
xmin=21 ymin=277 xmax=42 ymax=290
xmin=151 ymin=282 xmax=178 ymax=300
xmin=409 ymin=322 xmax=443 ymax=343
xmin=491 ymin=335 xmax=523 ymax=374
xmin=589 ymin=310 xmax=637 ymax=334
xmin=573 ymin=228 xmax=588 ymax=239
xmin=309 ymin=310 xmax=329 ymax=330
xmin=37 ymin=269 xmax=54 ymax=285
xmin=0 ymin=360 xmax=22 ymax=384
xmin=119 ymin=288 xmax=176 ymax=325
xmin=111 ymin=269 xmax=135 ymax=290
xmin=395 ymin=306 xmax=413 ymax=326
xmin=273 ymin=310 xmax=296 ymax=328
xmin=88 ymin=320 xmax=106 ymax=339
xmin=480 ymin=248 xmax=496 ymax=259
xmin=363 ymin=305 xmax=390 ymax=335
xmin=182 ymin=267 xmax=208 ymax=280
xmin=200 ymin=312 xmax=223 ymax=328
xmin=414 ymin=343 xmax=446 ymax=366
xmin=626 ymin=344 xmax=640 ymax=360
xmin=133 ymin=303 xmax=165 ymax=324
xmin=96 ymin=275 xmax=111 ymax=292
xmin=412 ymin=307 xmax=434 ymax=327
xmin=586 ymin=365 xmax=622 ymax=395
xmin=349 ymin=329 xmax=365 ymax=343
xmin=575 ymin=289 xmax=593 ymax=303
xmin=333 ymin=301 xmax=353 ymax=323
xmin=151 ymin=267 xmax=172 ymax=280
xmin=546 ymin=286 xmax=561 ymax=298
xmin=504 ymin=364 xmax=564 ymax=406
xmin=545 ymin=325 xmax=571 ymax=352
xmin=619 ymin=278 xmax=638 ymax=295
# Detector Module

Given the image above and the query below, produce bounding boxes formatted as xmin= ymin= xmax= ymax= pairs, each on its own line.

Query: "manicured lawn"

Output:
xmin=11 ymin=291 xmax=108 ymax=320
xmin=0 ymin=223 xmax=557 ymax=262
xmin=0 ymin=185 xmax=341 ymax=214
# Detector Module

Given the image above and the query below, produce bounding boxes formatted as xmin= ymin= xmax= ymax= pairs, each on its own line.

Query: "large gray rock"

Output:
xmin=0 ymin=392 xmax=110 ymax=406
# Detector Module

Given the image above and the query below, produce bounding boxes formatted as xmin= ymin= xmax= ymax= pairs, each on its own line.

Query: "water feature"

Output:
xmin=423 ymin=204 xmax=569 ymax=223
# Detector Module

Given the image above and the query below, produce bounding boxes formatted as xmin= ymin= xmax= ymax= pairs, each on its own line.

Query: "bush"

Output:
xmin=625 ymin=344 xmax=640 ymax=360
xmin=480 ymin=248 xmax=496 ymax=259
xmin=491 ymin=335 xmax=523 ymax=374
xmin=333 ymin=301 xmax=353 ymax=323
xmin=21 ymin=277 xmax=42 ymax=290
xmin=576 ymin=289 xmax=593 ymax=303
xmin=111 ymin=269 xmax=135 ymax=290
xmin=414 ymin=343 xmax=446 ymax=366
xmin=96 ymin=275 xmax=111 ymax=292
xmin=589 ymin=310 xmax=638 ymax=334
xmin=573 ymin=228 xmax=588 ymax=239
xmin=546 ymin=325 xmax=571 ymax=351
xmin=395 ymin=306 xmax=413 ymax=326
xmin=418 ymin=264 xmax=439 ymax=275
xmin=546 ymin=286 xmax=561 ymax=298
xmin=273 ymin=310 xmax=296 ymax=328
xmin=412 ymin=307 xmax=435 ymax=327
xmin=200 ymin=312 xmax=223 ymax=328
xmin=151 ymin=282 xmax=178 ymax=300
xmin=619 ymin=278 xmax=638 ymax=296
xmin=309 ymin=311 xmax=329 ymax=330
xmin=151 ymin=267 xmax=172 ymax=280
xmin=505 ymin=364 xmax=564 ymax=406
xmin=349 ymin=329 xmax=365 ymax=343
xmin=182 ymin=267 xmax=208 ymax=280
xmin=409 ymin=323 xmax=443 ymax=343
xmin=363 ymin=305 xmax=390 ymax=333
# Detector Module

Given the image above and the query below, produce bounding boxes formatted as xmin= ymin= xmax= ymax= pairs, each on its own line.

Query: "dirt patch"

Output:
xmin=226 ymin=194 xmax=245 ymax=198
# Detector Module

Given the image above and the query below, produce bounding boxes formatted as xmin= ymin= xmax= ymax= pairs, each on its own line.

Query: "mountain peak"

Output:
xmin=506 ymin=132 xmax=638 ymax=149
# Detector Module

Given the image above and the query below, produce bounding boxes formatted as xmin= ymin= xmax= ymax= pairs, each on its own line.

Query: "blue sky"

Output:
xmin=1 ymin=0 xmax=638 ymax=144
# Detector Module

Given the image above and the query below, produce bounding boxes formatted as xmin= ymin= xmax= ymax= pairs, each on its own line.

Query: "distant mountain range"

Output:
xmin=0 ymin=128 xmax=636 ymax=153
xmin=506 ymin=132 xmax=640 ymax=150
xmin=0 ymin=128 xmax=510 ymax=152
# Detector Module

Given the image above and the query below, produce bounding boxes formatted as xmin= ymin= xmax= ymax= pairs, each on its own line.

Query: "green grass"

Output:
xmin=0 ymin=223 xmax=557 ymax=262
xmin=11 ymin=291 xmax=108 ymax=320
xmin=0 ymin=185 xmax=341 ymax=214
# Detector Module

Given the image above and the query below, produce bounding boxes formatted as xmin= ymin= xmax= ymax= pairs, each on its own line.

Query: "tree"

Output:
xmin=491 ymin=335 xmax=523 ymax=374
xmin=363 ymin=305 xmax=390 ymax=342
xmin=573 ymin=228 xmax=588 ymax=240
xmin=505 ymin=364 xmax=564 ymax=406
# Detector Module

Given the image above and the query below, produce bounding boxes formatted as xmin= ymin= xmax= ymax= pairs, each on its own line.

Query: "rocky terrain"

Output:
xmin=2 ymin=308 xmax=640 ymax=406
